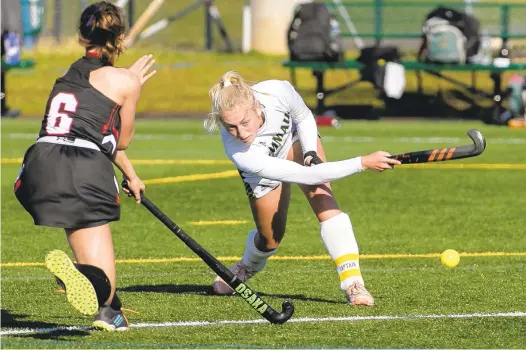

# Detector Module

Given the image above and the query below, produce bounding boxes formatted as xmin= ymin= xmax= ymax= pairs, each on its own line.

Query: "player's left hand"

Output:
xmin=128 ymin=54 xmax=157 ymax=86
xmin=304 ymin=151 xmax=323 ymax=166
xmin=123 ymin=176 xmax=145 ymax=203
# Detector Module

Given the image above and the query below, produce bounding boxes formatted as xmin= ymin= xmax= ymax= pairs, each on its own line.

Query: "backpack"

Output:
xmin=421 ymin=7 xmax=481 ymax=64
xmin=357 ymin=45 xmax=406 ymax=99
xmin=287 ymin=3 xmax=344 ymax=62
xmin=502 ymin=74 xmax=526 ymax=122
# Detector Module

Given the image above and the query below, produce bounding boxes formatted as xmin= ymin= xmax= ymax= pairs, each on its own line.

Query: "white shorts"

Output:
xmin=238 ymin=132 xmax=301 ymax=199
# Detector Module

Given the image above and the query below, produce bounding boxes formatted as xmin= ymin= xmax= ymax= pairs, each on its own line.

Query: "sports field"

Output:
xmin=1 ymin=118 xmax=525 ymax=348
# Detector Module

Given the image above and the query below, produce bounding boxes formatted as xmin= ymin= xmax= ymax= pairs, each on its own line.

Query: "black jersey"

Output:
xmin=38 ymin=55 xmax=121 ymax=160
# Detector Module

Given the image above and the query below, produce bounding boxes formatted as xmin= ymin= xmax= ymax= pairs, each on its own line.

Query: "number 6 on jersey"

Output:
xmin=46 ymin=92 xmax=78 ymax=136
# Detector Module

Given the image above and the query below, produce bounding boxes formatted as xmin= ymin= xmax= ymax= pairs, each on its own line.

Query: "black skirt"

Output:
xmin=14 ymin=142 xmax=120 ymax=230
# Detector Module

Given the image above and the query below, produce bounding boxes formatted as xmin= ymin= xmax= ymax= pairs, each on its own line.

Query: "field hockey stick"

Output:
xmin=124 ymin=0 xmax=165 ymax=48
xmin=121 ymin=182 xmax=294 ymax=324
xmin=208 ymin=1 xmax=234 ymax=52
xmin=138 ymin=0 xmax=204 ymax=41
xmin=389 ymin=129 xmax=486 ymax=164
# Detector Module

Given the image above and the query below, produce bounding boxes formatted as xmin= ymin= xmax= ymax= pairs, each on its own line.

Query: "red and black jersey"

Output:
xmin=38 ymin=55 xmax=121 ymax=159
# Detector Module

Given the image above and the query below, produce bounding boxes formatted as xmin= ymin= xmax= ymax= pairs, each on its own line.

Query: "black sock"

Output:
xmin=75 ymin=264 xmax=111 ymax=307
xmin=109 ymin=292 xmax=122 ymax=311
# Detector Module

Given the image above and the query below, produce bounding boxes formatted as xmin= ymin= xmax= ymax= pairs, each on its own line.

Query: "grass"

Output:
xmin=42 ymin=0 xmax=246 ymax=51
xmin=7 ymin=1 xmax=524 ymax=117
xmin=8 ymin=47 xmax=520 ymax=117
xmin=1 ymin=118 xmax=525 ymax=348
xmin=332 ymin=1 xmax=526 ymax=37
xmin=40 ymin=0 xmax=526 ymax=47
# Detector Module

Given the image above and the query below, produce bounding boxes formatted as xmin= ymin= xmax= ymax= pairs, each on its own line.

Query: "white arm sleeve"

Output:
xmin=233 ymin=150 xmax=364 ymax=186
xmin=280 ymin=81 xmax=318 ymax=155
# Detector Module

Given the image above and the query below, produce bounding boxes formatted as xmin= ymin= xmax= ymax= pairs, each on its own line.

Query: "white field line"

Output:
xmin=5 ymin=133 xmax=526 ymax=144
xmin=1 ymin=312 xmax=525 ymax=336
xmin=2 ymin=264 xmax=524 ymax=282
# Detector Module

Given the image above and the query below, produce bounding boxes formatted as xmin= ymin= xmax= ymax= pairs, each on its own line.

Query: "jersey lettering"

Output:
xmin=46 ymin=93 xmax=78 ymax=136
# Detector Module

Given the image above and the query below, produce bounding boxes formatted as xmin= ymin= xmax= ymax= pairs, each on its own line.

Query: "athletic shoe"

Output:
xmin=44 ymin=250 xmax=99 ymax=316
xmin=212 ymin=261 xmax=257 ymax=295
xmin=92 ymin=305 xmax=129 ymax=331
xmin=345 ymin=282 xmax=375 ymax=306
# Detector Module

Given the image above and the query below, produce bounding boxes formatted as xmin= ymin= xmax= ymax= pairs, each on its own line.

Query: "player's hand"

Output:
xmin=304 ymin=151 xmax=324 ymax=166
xmin=123 ymin=176 xmax=145 ymax=203
xmin=361 ymin=151 xmax=401 ymax=172
xmin=128 ymin=54 xmax=156 ymax=86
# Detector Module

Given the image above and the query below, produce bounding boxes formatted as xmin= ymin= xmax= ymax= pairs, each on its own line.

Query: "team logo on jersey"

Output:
xmin=267 ymin=113 xmax=291 ymax=156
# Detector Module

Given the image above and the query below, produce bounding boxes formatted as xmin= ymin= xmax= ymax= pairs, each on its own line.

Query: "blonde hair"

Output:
xmin=78 ymin=1 xmax=126 ymax=64
xmin=204 ymin=71 xmax=255 ymax=133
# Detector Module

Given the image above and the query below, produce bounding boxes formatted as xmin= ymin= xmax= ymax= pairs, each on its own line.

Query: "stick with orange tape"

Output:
xmin=389 ymin=129 xmax=486 ymax=164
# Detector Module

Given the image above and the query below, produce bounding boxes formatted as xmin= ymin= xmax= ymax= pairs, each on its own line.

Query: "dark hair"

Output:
xmin=78 ymin=1 xmax=126 ymax=63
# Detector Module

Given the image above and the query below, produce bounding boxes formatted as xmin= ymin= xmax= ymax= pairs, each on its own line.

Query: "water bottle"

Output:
xmin=480 ymin=30 xmax=492 ymax=65
xmin=4 ymin=32 xmax=21 ymax=65
xmin=329 ymin=17 xmax=340 ymax=40
xmin=329 ymin=16 xmax=341 ymax=59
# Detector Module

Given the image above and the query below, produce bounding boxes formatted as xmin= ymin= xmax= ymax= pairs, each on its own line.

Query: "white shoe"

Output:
xmin=212 ymin=261 xmax=258 ymax=295
xmin=345 ymin=282 xmax=375 ymax=306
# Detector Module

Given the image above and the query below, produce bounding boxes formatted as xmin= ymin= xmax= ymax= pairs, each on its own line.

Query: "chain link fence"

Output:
xmin=37 ymin=0 xmax=245 ymax=51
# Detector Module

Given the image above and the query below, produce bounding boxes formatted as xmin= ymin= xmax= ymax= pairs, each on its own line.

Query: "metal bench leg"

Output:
xmin=290 ymin=68 xmax=297 ymax=87
xmin=313 ymin=70 xmax=326 ymax=116
xmin=490 ymin=71 xmax=503 ymax=123
xmin=417 ymin=70 xmax=423 ymax=94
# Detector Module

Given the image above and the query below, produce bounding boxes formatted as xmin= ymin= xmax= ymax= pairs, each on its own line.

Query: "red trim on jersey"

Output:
xmin=14 ymin=179 xmax=22 ymax=192
xmin=102 ymin=104 xmax=118 ymax=133
xmin=85 ymin=51 xmax=102 ymax=58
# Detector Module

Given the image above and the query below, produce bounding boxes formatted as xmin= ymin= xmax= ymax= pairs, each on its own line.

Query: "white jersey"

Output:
xmin=221 ymin=80 xmax=363 ymax=198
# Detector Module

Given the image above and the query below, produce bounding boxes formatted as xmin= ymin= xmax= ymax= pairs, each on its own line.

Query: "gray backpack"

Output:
xmin=423 ymin=17 xmax=467 ymax=64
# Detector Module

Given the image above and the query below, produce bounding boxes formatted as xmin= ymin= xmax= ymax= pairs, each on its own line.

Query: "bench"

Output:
xmin=283 ymin=1 xmax=526 ymax=120
xmin=284 ymin=59 xmax=526 ymax=119
xmin=2 ymin=59 xmax=36 ymax=72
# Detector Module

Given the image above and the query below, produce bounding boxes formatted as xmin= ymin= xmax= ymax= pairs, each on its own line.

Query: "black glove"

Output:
xmin=121 ymin=176 xmax=133 ymax=197
xmin=303 ymin=151 xmax=323 ymax=166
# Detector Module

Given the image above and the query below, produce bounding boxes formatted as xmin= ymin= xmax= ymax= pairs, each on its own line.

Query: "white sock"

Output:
xmin=240 ymin=230 xmax=276 ymax=271
xmin=320 ymin=212 xmax=365 ymax=290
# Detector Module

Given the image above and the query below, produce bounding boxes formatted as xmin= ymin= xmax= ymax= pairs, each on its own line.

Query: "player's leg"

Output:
xmin=65 ymin=225 xmax=128 ymax=331
xmin=292 ymin=138 xmax=374 ymax=306
xmin=18 ymin=144 xmax=127 ymax=329
xmin=213 ymin=180 xmax=292 ymax=294
xmin=66 ymin=224 xmax=117 ymax=305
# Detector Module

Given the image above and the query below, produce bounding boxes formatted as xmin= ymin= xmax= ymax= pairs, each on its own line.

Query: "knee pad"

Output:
xmin=75 ymin=264 xmax=111 ymax=306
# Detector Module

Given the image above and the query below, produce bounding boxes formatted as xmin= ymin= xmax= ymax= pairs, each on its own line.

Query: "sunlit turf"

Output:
xmin=1 ymin=119 xmax=525 ymax=348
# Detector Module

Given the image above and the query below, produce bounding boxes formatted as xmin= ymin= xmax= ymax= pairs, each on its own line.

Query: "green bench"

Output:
xmin=2 ymin=59 xmax=36 ymax=72
xmin=283 ymin=1 xmax=526 ymax=119
xmin=283 ymin=59 xmax=526 ymax=118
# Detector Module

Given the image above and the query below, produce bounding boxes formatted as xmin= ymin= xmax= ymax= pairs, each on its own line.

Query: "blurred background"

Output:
xmin=3 ymin=0 xmax=526 ymax=124
xmin=27 ymin=0 xmax=526 ymax=53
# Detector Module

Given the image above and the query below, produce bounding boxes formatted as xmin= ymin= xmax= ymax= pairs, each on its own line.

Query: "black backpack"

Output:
xmin=287 ymin=3 xmax=344 ymax=62
xmin=357 ymin=45 xmax=402 ymax=89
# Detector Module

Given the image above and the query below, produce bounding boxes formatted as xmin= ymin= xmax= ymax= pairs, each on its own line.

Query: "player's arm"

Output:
xmin=117 ymin=55 xmax=157 ymax=150
xmin=232 ymin=149 xmax=400 ymax=186
xmin=279 ymin=80 xmax=320 ymax=165
xmin=113 ymin=150 xmax=144 ymax=203
xmin=116 ymin=71 xmax=141 ymax=150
